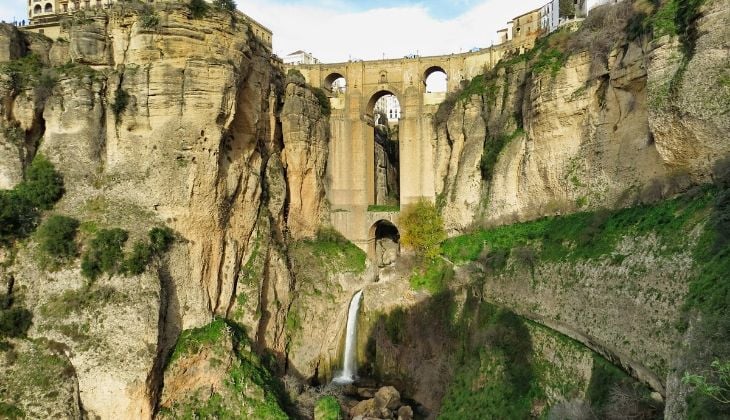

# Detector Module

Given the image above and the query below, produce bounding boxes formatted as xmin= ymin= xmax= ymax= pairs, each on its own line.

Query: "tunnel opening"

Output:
xmin=324 ymin=73 xmax=346 ymax=94
xmin=424 ymin=66 xmax=447 ymax=93
xmin=370 ymin=220 xmax=400 ymax=267
xmin=367 ymin=91 xmax=400 ymax=208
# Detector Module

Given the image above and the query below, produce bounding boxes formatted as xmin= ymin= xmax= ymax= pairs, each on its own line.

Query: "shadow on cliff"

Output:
xmin=357 ymin=282 xmax=538 ymax=418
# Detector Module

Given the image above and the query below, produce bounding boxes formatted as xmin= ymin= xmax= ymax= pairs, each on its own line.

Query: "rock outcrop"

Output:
xmin=434 ymin=0 xmax=730 ymax=233
xmin=0 ymin=3 xmax=334 ymax=417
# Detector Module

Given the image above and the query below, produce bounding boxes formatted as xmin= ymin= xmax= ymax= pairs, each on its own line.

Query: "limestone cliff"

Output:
xmin=435 ymin=0 xmax=730 ymax=233
xmin=0 ymin=3 xmax=332 ymax=417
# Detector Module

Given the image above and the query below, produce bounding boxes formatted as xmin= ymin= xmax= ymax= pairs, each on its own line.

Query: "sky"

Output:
xmin=0 ymin=0 xmax=547 ymax=62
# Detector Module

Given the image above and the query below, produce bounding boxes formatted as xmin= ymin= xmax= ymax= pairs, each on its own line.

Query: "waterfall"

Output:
xmin=333 ymin=290 xmax=364 ymax=385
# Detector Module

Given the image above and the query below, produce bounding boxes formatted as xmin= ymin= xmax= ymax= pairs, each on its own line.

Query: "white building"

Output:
xmin=283 ymin=50 xmax=319 ymax=66
xmin=540 ymin=0 xmax=560 ymax=33
xmin=580 ymin=0 xmax=626 ymax=16
xmin=374 ymin=95 xmax=401 ymax=125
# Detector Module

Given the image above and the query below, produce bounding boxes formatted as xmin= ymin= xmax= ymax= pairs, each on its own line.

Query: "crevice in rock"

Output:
xmin=145 ymin=261 xmax=182 ymax=417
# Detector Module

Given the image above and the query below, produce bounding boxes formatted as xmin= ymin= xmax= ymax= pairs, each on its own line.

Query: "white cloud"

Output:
xmin=244 ymin=0 xmax=547 ymax=62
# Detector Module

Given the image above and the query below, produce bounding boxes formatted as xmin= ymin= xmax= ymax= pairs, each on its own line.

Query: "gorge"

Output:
xmin=0 ymin=0 xmax=729 ymax=419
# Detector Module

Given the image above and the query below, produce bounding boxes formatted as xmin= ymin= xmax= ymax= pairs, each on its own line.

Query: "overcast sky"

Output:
xmin=0 ymin=0 xmax=547 ymax=62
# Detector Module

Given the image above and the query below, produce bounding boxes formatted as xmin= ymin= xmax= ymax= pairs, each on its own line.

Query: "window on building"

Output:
xmin=44 ymin=3 xmax=52 ymax=12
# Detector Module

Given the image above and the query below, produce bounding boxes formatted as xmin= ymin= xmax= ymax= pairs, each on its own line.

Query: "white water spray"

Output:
xmin=333 ymin=290 xmax=364 ymax=385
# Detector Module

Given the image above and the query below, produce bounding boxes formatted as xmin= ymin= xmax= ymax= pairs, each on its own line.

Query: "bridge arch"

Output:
xmin=368 ymin=220 xmax=400 ymax=265
xmin=366 ymin=89 xmax=401 ymax=206
xmin=423 ymin=66 xmax=447 ymax=93
xmin=324 ymin=72 xmax=346 ymax=94
xmin=365 ymin=88 xmax=403 ymax=116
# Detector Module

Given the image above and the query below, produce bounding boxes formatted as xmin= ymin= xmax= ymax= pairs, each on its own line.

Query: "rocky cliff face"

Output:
xmin=0 ymin=3 xmax=332 ymax=417
xmin=434 ymin=0 xmax=729 ymax=233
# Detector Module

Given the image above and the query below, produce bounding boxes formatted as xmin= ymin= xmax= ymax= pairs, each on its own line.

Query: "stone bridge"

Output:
xmin=293 ymin=45 xmax=512 ymax=257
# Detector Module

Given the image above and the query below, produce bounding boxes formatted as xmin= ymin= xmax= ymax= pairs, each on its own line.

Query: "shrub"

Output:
xmin=480 ymin=128 xmax=524 ymax=182
xmin=139 ymin=6 xmax=160 ymax=29
xmin=41 ymin=286 xmax=118 ymax=318
xmin=120 ymin=241 xmax=153 ymax=276
xmin=314 ymin=396 xmax=342 ymax=420
xmin=286 ymin=68 xmax=305 ymax=85
xmin=81 ymin=228 xmax=129 ymax=280
xmin=16 ymin=155 xmax=64 ymax=210
xmin=35 ymin=215 xmax=80 ymax=270
xmin=114 ymin=227 xmax=175 ymax=276
xmin=0 ymin=191 xmax=34 ymax=242
xmin=188 ymin=0 xmax=209 ymax=19
xmin=213 ymin=0 xmax=236 ymax=13
xmin=0 ymin=307 xmax=33 ymax=338
xmin=400 ymin=199 xmax=446 ymax=261
xmin=0 ymin=54 xmax=43 ymax=93
xmin=0 ymin=155 xmax=64 ymax=244
xmin=149 ymin=226 xmax=175 ymax=253
xmin=312 ymin=87 xmax=331 ymax=116
xmin=111 ymin=88 xmax=130 ymax=122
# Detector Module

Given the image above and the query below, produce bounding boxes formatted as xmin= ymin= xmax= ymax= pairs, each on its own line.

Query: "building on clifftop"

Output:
xmin=21 ymin=0 xmax=272 ymax=47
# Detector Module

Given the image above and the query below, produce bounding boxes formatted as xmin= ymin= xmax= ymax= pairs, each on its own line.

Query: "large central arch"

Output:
xmin=366 ymin=89 xmax=401 ymax=207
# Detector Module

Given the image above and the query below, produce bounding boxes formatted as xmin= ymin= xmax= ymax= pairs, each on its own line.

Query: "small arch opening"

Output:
xmin=33 ymin=4 xmax=42 ymax=14
xmin=370 ymin=220 xmax=400 ymax=267
xmin=324 ymin=72 xmax=346 ymax=94
xmin=44 ymin=2 xmax=52 ymax=12
xmin=424 ymin=66 xmax=447 ymax=93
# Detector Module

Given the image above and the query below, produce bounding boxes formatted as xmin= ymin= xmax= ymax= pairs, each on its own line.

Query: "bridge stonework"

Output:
xmin=293 ymin=46 xmax=510 ymax=253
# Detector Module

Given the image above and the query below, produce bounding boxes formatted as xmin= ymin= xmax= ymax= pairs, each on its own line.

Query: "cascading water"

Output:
xmin=333 ymin=290 xmax=364 ymax=385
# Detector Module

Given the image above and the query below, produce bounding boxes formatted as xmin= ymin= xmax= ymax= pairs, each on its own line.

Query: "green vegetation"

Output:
xmin=112 ymin=88 xmax=130 ymax=122
xmin=682 ymin=360 xmax=730 ymax=405
xmin=81 ymin=228 xmax=128 ymax=280
xmin=559 ymin=0 xmax=576 ymax=17
xmin=314 ymin=396 xmax=342 ymax=420
xmin=0 ymin=54 xmax=44 ymax=93
xmin=586 ymin=355 xmax=662 ymax=418
xmin=0 ymin=304 xmax=33 ymax=339
xmin=120 ymin=227 xmax=175 ymax=275
xmin=530 ymin=48 xmax=566 ymax=76
xmin=35 ymin=215 xmax=80 ymax=270
xmin=443 ymin=186 xmax=714 ymax=265
xmin=212 ymin=0 xmax=236 ymax=13
xmin=40 ymin=285 xmax=119 ymax=318
xmin=644 ymin=0 xmax=706 ymax=55
xmin=457 ymin=74 xmax=486 ymax=101
xmin=480 ymin=128 xmax=524 ymax=182
xmin=313 ymin=87 xmax=332 ymax=116
xmin=81 ymin=226 xmax=173 ymax=279
xmin=440 ymin=305 xmax=540 ymax=419
xmin=165 ymin=319 xmax=289 ymax=419
xmin=409 ymin=258 xmax=453 ymax=295
xmin=400 ymin=200 xmax=446 ymax=261
xmin=680 ymin=163 xmax=730 ymax=417
xmin=139 ymin=6 xmax=160 ymax=29
xmin=0 ymin=402 xmax=23 ymax=419
xmin=286 ymin=68 xmax=305 ymax=85
xmin=0 ymin=155 xmax=64 ymax=244
xmin=290 ymin=227 xmax=366 ymax=278
xmin=366 ymin=204 xmax=400 ymax=212
xmin=188 ymin=0 xmax=209 ymax=18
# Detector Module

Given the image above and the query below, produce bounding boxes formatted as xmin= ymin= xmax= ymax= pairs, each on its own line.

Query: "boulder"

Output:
xmin=374 ymin=386 xmax=401 ymax=411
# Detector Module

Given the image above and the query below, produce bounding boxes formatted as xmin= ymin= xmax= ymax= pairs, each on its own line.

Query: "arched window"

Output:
xmin=44 ymin=2 xmax=52 ymax=12
xmin=33 ymin=4 xmax=42 ymax=14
